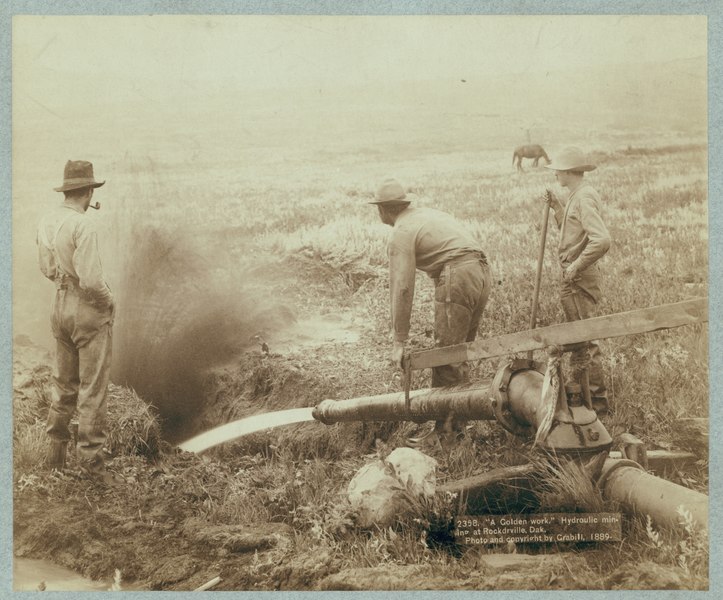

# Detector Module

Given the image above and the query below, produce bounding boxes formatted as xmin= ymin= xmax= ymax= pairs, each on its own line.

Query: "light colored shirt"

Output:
xmin=37 ymin=203 xmax=113 ymax=308
xmin=388 ymin=206 xmax=482 ymax=342
xmin=552 ymin=184 xmax=611 ymax=272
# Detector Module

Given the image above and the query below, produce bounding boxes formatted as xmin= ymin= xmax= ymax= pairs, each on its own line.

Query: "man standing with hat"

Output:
xmin=37 ymin=160 xmax=118 ymax=485
xmin=370 ymin=178 xmax=492 ymax=445
xmin=545 ymin=147 xmax=611 ymax=414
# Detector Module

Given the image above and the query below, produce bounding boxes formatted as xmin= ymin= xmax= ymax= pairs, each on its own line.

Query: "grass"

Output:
xmin=12 ymin=141 xmax=708 ymax=590
xmin=106 ymin=386 xmax=164 ymax=459
xmin=535 ymin=456 xmax=608 ymax=514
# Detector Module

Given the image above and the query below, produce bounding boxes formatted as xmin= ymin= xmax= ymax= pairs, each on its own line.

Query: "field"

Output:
xmin=11 ymin=96 xmax=709 ymax=590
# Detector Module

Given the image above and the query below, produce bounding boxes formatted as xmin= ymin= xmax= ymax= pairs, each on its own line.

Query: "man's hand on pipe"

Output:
xmin=391 ymin=340 xmax=405 ymax=371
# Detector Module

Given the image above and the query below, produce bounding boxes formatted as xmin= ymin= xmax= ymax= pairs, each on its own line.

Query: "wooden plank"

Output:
xmin=438 ymin=464 xmax=537 ymax=494
xmin=441 ymin=452 xmax=699 ymax=497
xmin=410 ymin=297 xmax=707 ymax=370
xmin=608 ymin=450 xmax=700 ymax=477
xmin=608 ymin=450 xmax=698 ymax=464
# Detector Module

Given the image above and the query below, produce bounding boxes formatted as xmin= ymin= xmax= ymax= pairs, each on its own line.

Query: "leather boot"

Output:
xmin=592 ymin=397 xmax=610 ymax=416
xmin=434 ymin=415 xmax=467 ymax=449
xmin=79 ymin=457 xmax=122 ymax=488
xmin=46 ymin=441 xmax=67 ymax=471
xmin=406 ymin=427 xmax=442 ymax=451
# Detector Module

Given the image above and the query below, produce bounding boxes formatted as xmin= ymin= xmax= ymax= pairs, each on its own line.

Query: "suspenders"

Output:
xmin=39 ymin=210 xmax=76 ymax=282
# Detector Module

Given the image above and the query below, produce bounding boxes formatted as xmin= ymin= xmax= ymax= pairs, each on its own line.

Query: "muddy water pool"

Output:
xmin=265 ymin=313 xmax=362 ymax=353
xmin=14 ymin=558 xmax=144 ymax=591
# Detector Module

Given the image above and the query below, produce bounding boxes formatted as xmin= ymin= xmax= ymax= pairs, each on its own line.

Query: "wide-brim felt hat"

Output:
xmin=368 ymin=178 xmax=413 ymax=205
xmin=544 ymin=147 xmax=597 ymax=172
xmin=54 ymin=160 xmax=106 ymax=192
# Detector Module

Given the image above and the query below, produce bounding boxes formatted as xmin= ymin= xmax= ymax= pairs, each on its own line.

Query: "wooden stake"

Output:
xmin=528 ymin=199 xmax=551 ymax=361
xmin=193 ymin=576 xmax=221 ymax=592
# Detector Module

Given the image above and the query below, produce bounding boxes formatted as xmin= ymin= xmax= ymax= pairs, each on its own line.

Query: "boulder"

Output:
xmin=386 ymin=447 xmax=437 ymax=496
xmin=347 ymin=448 xmax=437 ymax=528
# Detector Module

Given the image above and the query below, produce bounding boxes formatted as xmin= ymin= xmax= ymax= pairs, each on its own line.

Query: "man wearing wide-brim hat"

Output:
xmin=370 ymin=178 xmax=492 ymax=447
xmin=544 ymin=147 xmax=611 ymax=414
xmin=37 ymin=160 xmax=120 ymax=486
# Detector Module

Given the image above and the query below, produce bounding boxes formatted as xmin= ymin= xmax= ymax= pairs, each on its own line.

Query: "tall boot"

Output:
xmin=79 ymin=457 xmax=122 ymax=488
xmin=46 ymin=441 xmax=67 ymax=471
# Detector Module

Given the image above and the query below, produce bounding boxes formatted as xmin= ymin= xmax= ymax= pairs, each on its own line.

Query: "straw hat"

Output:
xmin=54 ymin=160 xmax=105 ymax=192
xmin=544 ymin=147 xmax=596 ymax=172
xmin=368 ymin=178 xmax=412 ymax=205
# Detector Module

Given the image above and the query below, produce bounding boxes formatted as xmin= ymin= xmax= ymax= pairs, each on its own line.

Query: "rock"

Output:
xmin=347 ymin=461 xmax=404 ymax=528
xmin=386 ymin=447 xmax=437 ymax=496
xmin=347 ymin=448 xmax=437 ymax=528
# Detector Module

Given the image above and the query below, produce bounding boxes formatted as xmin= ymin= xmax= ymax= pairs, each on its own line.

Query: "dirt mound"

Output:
xmin=605 ymin=561 xmax=687 ymax=589
xmin=319 ymin=553 xmax=591 ymax=590
xmin=13 ymin=340 xmax=53 ymax=430
xmin=195 ymin=352 xmax=382 ymax=460
xmin=182 ymin=518 xmax=293 ymax=553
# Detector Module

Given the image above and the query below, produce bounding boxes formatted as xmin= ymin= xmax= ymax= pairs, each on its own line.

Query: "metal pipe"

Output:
xmin=312 ymin=365 xmax=546 ymax=429
xmin=598 ymin=459 xmax=708 ymax=532
xmin=312 ymin=379 xmax=495 ymax=424
xmin=506 ymin=369 xmax=546 ymax=428
xmin=314 ymin=364 xmax=611 ymax=454
xmin=314 ymin=366 xmax=708 ymax=532
xmin=492 ymin=363 xmax=612 ymax=454
xmin=436 ymin=457 xmax=708 ymax=534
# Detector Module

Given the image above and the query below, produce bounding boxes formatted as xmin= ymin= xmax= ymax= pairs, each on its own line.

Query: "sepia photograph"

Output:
xmin=7 ymin=6 xmax=713 ymax=593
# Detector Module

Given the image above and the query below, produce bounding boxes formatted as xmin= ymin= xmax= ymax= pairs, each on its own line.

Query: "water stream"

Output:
xmin=178 ymin=407 xmax=317 ymax=453
xmin=15 ymin=409 xmax=318 ymax=589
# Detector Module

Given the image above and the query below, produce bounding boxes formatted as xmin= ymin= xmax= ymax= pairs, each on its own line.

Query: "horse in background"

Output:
xmin=513 ymin=144 xmax=551 ymax=172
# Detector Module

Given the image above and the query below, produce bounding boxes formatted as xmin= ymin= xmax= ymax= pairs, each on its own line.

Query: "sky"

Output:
xmin=13 ymin=14 xmax=706 ymax=94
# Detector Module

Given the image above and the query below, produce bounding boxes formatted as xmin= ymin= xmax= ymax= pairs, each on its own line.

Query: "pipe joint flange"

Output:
xmin=491 ymin=358 xmax=546 ymax=437
xmin=596 ymin=458 xmax=644 ymax=491
xmin=312 ymin=400 xmax=337 ymax=425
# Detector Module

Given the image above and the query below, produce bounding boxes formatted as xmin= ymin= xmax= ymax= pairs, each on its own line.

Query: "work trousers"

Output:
xmin=560 ymin=268 xmax=607 ymax=400
xmin=432 ymin=257 xmax=492 ymax=387
xmin=46 ymin=285 xmax=113 ymax=473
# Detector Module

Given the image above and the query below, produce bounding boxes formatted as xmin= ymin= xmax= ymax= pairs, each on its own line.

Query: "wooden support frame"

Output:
xmin=410 ymin=297 xmax=707 ymax=371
